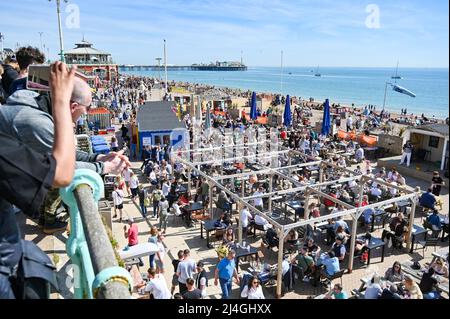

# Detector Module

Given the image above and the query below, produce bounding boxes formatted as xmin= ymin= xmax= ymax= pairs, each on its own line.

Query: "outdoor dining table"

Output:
xmin=234 ymin=245 xmax=260 ymax=272
xmin=284 ymin=200 xmax=303 ymax=222
xmin=370 ymin=209 xmax=389 ymax=232
xmin=431 ymin=247 xmax=449 ymax=264
xmin=359 ymin=236 xmax=386 ymax=266
xmin=396 ymin=200 xmax=410 ymax=213
xmin=201 ymin=219 xmax=225 ymax=249
xmin=409 ymin=224 xmax=428 ymax=253
xmin=401 ymin=260 xmax=449 ymax=296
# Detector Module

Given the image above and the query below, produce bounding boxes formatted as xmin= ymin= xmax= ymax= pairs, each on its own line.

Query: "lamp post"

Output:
xmin=49 ymin=0 xmax=68 ymax=62
xmin=38 ymin=32 xmax=44 ymax=53
xmin=155 ymin=57 xmax=162 ymax=82
xmin=164 ymin=39 xmax=168 ymax=95
xmin=0 ymin=32 xmax=4 ymax=61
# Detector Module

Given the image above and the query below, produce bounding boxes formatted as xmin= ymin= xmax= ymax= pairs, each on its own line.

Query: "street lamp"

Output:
xmin=155 ymin=57 xmax=162 ymax=82
xmin=164 ymin=39 xmax=168 ymax=95
xmin=38 ymin=32 xmax=44 ymax=53
xmin=0 ymin=32 xmax=4 ymax=61
xmin=48 ymin=0 xmax=68 ymax=62
xmin=382 ymin=81 xmax=416 ymax=111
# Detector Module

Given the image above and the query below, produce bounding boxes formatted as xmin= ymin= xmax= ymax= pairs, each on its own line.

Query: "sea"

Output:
xmin=121 ymin=67 xmax=449 ymax=118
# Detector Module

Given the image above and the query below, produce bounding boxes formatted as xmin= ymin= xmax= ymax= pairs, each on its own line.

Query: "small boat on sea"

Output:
xmin=314 ymin=65 xmax=321 ymax=77
xmin=391 ymin=61 xmax=402 ymax=80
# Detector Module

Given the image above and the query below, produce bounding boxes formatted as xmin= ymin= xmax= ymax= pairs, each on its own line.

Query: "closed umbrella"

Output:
xmin=250 ymin=91 xmax=257 ymax=120
xmin=321 ymin=98 xmax=331 ymax=136
xmin=205 ymin=103 xmax=211 ymax=129
xmin=283 ymin=95 xmax=292 ymax=127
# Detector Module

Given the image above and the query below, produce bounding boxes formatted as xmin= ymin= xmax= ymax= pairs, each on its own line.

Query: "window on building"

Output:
xmin=163 ymin=135 xmax=170 ymax=146
xmin=428 ymin=136 xmax=439 ymax=148
xmin=154 ymin=135 xmax=161 ymax=145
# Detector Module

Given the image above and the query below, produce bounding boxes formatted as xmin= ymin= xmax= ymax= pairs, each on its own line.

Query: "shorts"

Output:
xmin=156 ymin=259 xmax=164 ymax=271
xmin=131 ymin=188 xmax=138 ymax=197
xmin=172 ymin=274 xmax=179 ymax=286
xmin=115 ymin=203 xmax=123 ymax=209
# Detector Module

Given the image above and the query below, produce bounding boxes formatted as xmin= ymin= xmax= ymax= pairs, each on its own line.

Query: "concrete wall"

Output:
xmin=378 ymin=134 xmax=405 ymax=155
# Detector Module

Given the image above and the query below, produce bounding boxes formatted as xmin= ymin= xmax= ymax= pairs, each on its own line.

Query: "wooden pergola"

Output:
xmin=171 ymin=140 xmax=420 ymax=298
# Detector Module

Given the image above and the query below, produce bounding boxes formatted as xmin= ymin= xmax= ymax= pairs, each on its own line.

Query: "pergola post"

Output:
xmin=268 ymin=174 xmax=273 ymax=212
xmin=275 ymin=228 xmax=286 ymax=299
xmin=187 ymin=167 xmax=192 ymax=194
xmin=348 ymin=177 xmax=365 ymax=272
xmin=303 ymin=189 xmax=311 ymax=220
xmin=319 ymin=162 xmax=324 ymax=183
xmin=406 ymin=195 xmax=418 ymax=251
xmin=208 ymin=181 xmax=214 ymax=219
xmin=237 ymin=201 xmax=243 ymax=244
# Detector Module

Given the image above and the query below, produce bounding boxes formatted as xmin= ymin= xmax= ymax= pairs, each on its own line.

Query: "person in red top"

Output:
xmin=124 ymin=217 xmax=139 ymax=247
xmin=355 ymin=195 xmax=369 ymax=207
xmin=323 ymin=192 xmax=337 ymax=208
xmin=280 ymin=130 xmax=287 ymax=140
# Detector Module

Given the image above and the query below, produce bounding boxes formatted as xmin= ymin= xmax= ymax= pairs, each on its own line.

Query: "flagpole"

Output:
xmin=164 ymin=39 xmax=168 ymax=95
xmin=280 ymin=50 xmax=284 ymax=95
xmin=382 ymin=82 xmax=391 ymax=111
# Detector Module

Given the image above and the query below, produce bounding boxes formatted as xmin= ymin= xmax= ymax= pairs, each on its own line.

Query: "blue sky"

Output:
xmin=0 ymin=0 xmax=448 ymax=67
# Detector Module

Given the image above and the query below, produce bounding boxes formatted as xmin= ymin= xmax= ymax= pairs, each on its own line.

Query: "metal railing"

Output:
xmin=60 ymin=169 xmax=132 ymax=299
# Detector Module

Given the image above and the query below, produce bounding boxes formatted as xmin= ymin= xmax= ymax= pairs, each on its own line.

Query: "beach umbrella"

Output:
xmin=250 ymin=91 xmax=258 ymax=120
xmin=205 ymin=103 xmax=211 ymax=129
xmin=392 ymin=84 xmax=416 ymax=98
xmin=321 ymin=98 xmax=331 ymax=136
xmin=283 ymin=95 xmax=292 ymax=127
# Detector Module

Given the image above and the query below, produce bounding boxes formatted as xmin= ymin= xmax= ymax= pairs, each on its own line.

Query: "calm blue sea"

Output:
xmin=121 ymin=67 xmax=449 ymax=118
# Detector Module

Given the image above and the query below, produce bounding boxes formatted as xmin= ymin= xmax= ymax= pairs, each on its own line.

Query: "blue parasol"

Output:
xmin=250 ymin=91 xmax=258 ymax=120
xmin=283 ymin=95 xmax=292 ymax=127
xmin=321 ymin=99 xmax=331 ymax=136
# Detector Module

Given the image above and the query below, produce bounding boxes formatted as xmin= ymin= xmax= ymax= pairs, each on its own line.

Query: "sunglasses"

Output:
xmin=252 ymin=281 xmax=260 ymax=284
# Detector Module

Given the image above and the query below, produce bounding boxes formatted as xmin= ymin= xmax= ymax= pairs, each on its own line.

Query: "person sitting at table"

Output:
xmin=419 ymin=188 xmax=436 ymax=210
xmin=255 ymin=214 xmax=272 ymax=230
xmin=364 ymin=274 xmax=383 ymax=299
xmin=292 ymin=246 xmax=316 ymax=282
xmin=336 ymin=156 xmax=346 ymax=168
xmin=354 ymin=232 xmax=371 ymax=262
xmin=387 ymin=168 xmax=400 ymax=182
xmin=330 ymin=235 xmax=346 ymax=262
xmin=323 ymin=190 xmax=337 ymax=208
xmin=384 ymin=212 xmax=408 ymax=249
xmin=222 ymin=227 xmax=235 ymax=247
xmin=264 ymin=227 xmax=279 ymax=248
xmin=219 ymin=212 xmax=232 ymax=228
xmin=241 ymin=276 xmax=265 ymax=299
xmin=429 ymin=257 xmax=449 ymax=278
xmin=384 ymin=261 xmax=405 ymax=283
xmin=335 ymin=226 xmax=349 ymax=246
xmin=284 ymin=230 xmax=299 ymax=252
xmin=314 ymin=251 xmax=340 ymax=286
xmin=308 ymin=203 xmax=321 ymax=218
xmin=355 ymin=195 xmax=369 ymax=208
xmin=427 ymin=209 xmax=442 ymax=237
xmin=369 ymin=183 xmax=382 ymax=202
xmin=403 ymin=274 xmax=423 ymax=299
xmin=419 ymin=267 xmax=441 ymax=299
xmin=339 ymin=189 xmax=353 ymax=205
xmin=294 ymin=202 xmax=305 ymax=219
xmin=375 ymin=167 xmax=387 ymax=179
xmin=379 ymin=284 xmax=402 ymax=299
xmin=325 ymin=283 xmax=348 ymax=299
xmin=304 ymin=237 xmax=321 ymax=258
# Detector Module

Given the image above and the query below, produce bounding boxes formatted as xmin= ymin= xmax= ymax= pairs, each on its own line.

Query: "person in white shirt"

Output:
xmin=112 ymin=184 xmax=124 ymax=221
xmin=355 ymin=145 xmax=364 ymax=163
xmin=129 ymin=171 xmax=139 ymax=202
xmin=162 ymin=180 xmax=171 ymax=197
xmin=346 ymin=116 xmax=353 ymax=132
xmin=240 ymin=208 xmax=253 ymax=236
xmin=122 ymin=168 xmax=131 ymax=196
xmin=255 ymin=215 xmax=272 ymax=230
xmin=241 ymin=276 xmax=265 ymax=299
xmin=370 ymin=184 xmax=382 ymax=198
xmin=155 ymin=234 xmax=166 ymax=273
xmin=149 ymin=170 xmax=158 ymax=185
xmin=253 ymin=187 xmax=265 ymax=210
xmin=389 ymin=182 xmax=398 ymax=197
xmin=143 ymin=268 xmax=171 ymax=299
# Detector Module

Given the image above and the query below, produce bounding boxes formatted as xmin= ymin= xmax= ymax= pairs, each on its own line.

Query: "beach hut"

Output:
xmin=87 ymin=107 xmax=111 ymax=130
xmin=136 ymin=101 xmax=185 ymax=156
xmin=406 ymin=123 xmax=449 ymax=171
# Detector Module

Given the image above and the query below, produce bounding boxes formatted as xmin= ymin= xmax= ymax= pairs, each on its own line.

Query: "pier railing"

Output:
xmin=60 ymin=169 xmax=132 ymax=299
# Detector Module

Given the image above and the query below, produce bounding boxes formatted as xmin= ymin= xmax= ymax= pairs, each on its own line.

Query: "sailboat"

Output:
xmin=314 ymin=65 xmax=321 ymax=77
xmin=391 ymin=61 xmax=402 ymax=80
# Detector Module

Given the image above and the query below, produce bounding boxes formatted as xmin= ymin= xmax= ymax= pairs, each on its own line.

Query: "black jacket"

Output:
xmin=1 ymin=64 xmax=19 ymax=95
